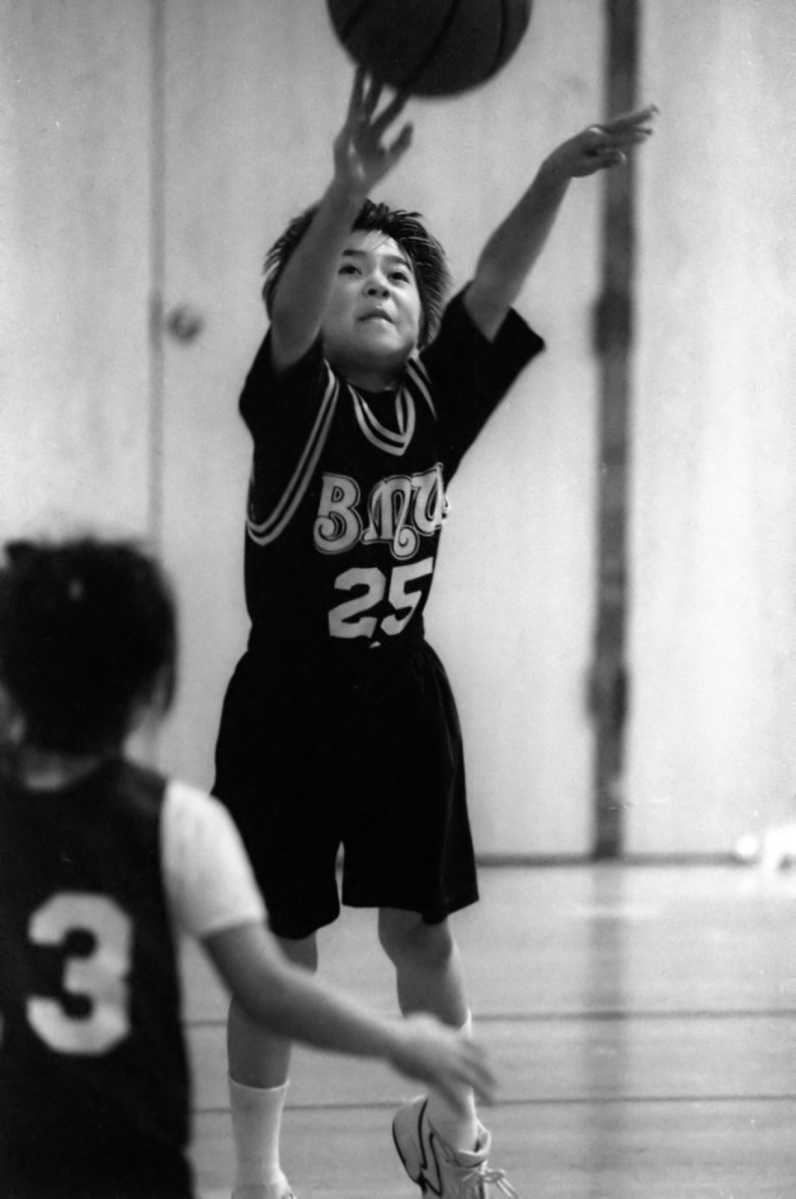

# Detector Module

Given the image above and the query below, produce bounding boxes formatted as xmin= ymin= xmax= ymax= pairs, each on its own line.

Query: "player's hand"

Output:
xmin=387 ymin=1014 xmax=497 ymax=1111
xmin=543 ymin=104 xmax=658 ymax=180
xmin=332 ymin=67 xmax=413 ymax=196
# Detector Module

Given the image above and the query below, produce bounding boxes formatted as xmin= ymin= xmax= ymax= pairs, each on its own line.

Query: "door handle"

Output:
xmin=164 ymin=303 xmax=205 ymax=344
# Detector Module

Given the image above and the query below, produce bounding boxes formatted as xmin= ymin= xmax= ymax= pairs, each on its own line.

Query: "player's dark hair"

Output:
xmin=262 ymin=199 xmax=450 ymax=347
xmin=0 ymin=537 xmax=177 ymax=754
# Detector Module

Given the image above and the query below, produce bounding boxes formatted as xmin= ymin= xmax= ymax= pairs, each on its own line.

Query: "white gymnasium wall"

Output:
xmin=418 ymin=1 xmax=603 ymax=854
xmin=0 ymin=0 xmax=154 ymax=544
xmin=626 ymin=0 xmax=796 ymax=852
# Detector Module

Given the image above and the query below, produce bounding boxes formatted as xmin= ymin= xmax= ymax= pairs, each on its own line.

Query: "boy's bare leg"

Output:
xmin=378 ymin=908 xmax=479 ymax=1152
xmin=228 ymin=933 xmax=318 ymax=1199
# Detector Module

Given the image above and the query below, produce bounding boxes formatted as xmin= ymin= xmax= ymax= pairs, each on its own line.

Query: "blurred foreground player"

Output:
xmin=0 ymin=536 xmax=494 ymax=1199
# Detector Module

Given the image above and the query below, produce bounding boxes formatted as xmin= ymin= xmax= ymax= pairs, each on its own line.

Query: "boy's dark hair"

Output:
xmin=0 ymin=537 xmax=177 ymax=754
xmin=262 ymin=199 xmax=451 ymax=348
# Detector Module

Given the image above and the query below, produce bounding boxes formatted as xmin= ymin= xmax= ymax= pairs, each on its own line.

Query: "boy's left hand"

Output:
xmin=544 ymin=104 xmax=658 ymax=179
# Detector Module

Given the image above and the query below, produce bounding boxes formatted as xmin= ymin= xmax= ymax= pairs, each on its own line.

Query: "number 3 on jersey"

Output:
xmin=329 ymin=557 xmax=434 ymax=640
xmin=13 ymin=893 xmax=132 ymax=1056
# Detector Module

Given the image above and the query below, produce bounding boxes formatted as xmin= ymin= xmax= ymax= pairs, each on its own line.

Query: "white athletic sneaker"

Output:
xmin=392 ymin=1096 xmax=519 ymax=1197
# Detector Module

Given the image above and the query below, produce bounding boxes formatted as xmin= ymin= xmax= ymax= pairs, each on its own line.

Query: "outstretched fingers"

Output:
xmin=608 ymin=103 xmax=656 ymax=131
xmin=344 ymin=66 xmax=384 ymax=133
xmin=591 ymin=103 xmax=659 ymax=142
xmin=361 ymin=69 xmax=384 ymax=117
xmin=371 ymin=87 xmax=410 ymax=136
xmin=345 ymin=66 xmax=409 ymax=134
xmin=581 ymin=106 xmax=657 ymax=169
xmin=336 ymin=67 xmax=414 ymax=184
xmin=385 ymin=121 xmax=414 ymax=166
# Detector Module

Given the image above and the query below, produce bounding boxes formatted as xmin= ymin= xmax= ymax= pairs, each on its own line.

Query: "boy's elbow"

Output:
xmin=269 ymin=316 xmax=318 ymax=373
xmin=464 ymin=278 xmax=512 ymax=342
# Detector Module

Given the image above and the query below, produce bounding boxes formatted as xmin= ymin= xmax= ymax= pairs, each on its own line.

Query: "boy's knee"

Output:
xmin=378 ymin=908 xmax=455 ymax=967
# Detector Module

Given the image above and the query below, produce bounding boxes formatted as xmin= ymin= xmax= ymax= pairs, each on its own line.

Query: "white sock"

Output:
xmin=426 ymin=1012 xmax=480 ymax=1154
xmin=229 ymin=1077 xmax=290 ymax=1195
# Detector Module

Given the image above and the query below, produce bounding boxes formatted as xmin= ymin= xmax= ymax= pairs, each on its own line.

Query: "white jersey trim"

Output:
xmin=406 ymin=357 xmax=437 ymax=419
xmin=350 ymin=384 xmax=416 ymax=457
xmin=247 ymin=365 xmax=340 ymax=546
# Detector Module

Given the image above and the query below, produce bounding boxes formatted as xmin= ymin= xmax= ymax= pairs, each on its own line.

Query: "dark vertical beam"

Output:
xmin=148 ymin=0 xmax=166 ymax=555
xmin=144 ymin=0 xmax=166 ymax=769
xmin=590 ymin=0 xmax=639 ymax=858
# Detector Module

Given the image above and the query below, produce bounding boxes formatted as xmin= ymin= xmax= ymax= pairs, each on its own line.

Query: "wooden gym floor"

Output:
xmin=184 ymin=863 xmax=796 ymax=1197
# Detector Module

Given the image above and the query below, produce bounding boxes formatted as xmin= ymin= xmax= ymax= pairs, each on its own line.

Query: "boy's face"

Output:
xmin=322 ymin=229 xmax=422 ymax=387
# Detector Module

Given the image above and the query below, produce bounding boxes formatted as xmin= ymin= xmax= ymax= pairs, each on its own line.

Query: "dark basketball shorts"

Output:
xmin=212 ymin=637 xmax=479 ymax=939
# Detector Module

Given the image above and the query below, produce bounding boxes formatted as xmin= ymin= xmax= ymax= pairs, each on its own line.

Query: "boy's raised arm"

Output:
xmin=270 ymin=69 xmax=413 ymax=372
xmin=465 ymin=105 xmax=658 ymax=341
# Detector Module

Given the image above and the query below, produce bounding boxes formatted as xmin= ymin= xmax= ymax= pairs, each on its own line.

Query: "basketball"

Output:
xmin=327 ymin=0 xmax=533 ymax=97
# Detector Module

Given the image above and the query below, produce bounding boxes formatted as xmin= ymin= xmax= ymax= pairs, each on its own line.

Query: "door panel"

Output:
xmin=1 ymin=1 xmax=153 ymax=543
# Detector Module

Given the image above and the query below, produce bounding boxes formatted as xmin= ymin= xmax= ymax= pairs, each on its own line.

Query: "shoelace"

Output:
xmin=481 ymin=1166 xmax=520 ymax=1198
xmin=457 ymin=1162 xmax=520 ymax=1198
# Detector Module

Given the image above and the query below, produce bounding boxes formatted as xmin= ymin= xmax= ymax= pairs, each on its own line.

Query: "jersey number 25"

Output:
xmin=329 ymin=557 xmax=434 ymax=640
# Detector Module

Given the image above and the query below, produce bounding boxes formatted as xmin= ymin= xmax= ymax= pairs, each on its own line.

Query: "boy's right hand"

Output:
xmin=388 ymin=1014 xmax=497 ymax=1111
xmin=332 ymin=67 xmax=413 ymax=198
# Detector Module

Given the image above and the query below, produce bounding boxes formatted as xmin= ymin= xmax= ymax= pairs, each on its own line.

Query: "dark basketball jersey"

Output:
xmin=0 ymin=757 xmax=192 ymax=1199
xmin=241 ymin=290 xmax=544 ymax=655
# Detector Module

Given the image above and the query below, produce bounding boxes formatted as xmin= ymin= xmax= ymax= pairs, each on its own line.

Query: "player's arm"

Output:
xmin=270 ymin=68 xmax=413 ymax=372
xmin=203 ymin=922 xmax=495 ymax=1111
xmin=465 ymin=105 xmax=658 ymax=341
xmin=163 ymin=785 xmax=494 ymax=1110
